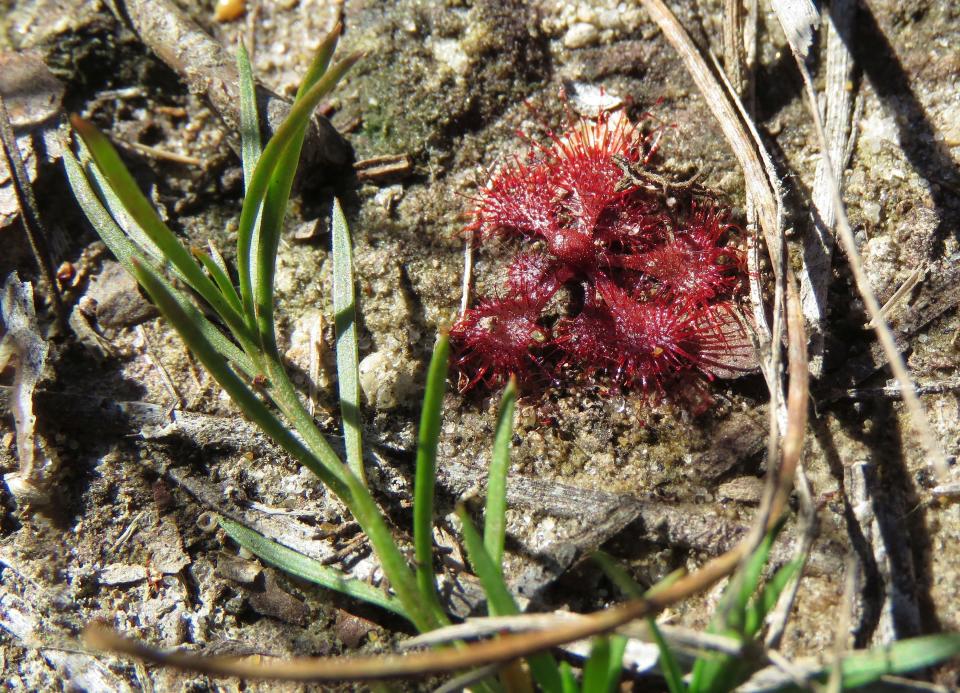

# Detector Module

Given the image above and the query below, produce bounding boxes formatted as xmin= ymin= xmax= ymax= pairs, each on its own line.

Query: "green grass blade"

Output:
xmin=413 ymin=333 xmax=450 ymax=612
xmin=331 ymin=198 xmax=364 ymax=485
xmin=592 ymin=552 xmax=686 ymax=692
xmin=646 ymin=619 xmax=687 ymax=693
xmin=456 ymin=504 xmax=517 ymax=617
xmin=456 ymin=505 xmax=563 ymax=693
xmin=559 ymin=662 xmax=578 ymax=693
xmin=130 ymin=257 xmax=349 ymax=499
xmin=592 ymin=550 xmax=644 ymax=599
xmin=294 ymin=22 xmax=340 ymax=101
xmin=74 ymin=136 xmax=168 ymax=268
xmin=342 ymin=470 xmax=445 ymax=633
xmin=236 ymin=47 xmax=359 ymax=327
xmin=236 ymin=40 xmax=261 ymax=191
xmin=690 ymin=519 xmax=787 ymax=692
xmin=484 ymin=376 xmax=516 ymax=570
xmin=249 ymin=23 xmax=342 ymax=350
xmin=581 ymin=636 xmax=627 ymax=693
xmin=70 ymin=116 xmax=250 ymax=340
xmin=193 ymin=247 xmax=243 ymax=314
xmin=64 ymin=145 xmax=255 ymax=377
xmin=744 ymin=558 xmax=803 ymax=639
xmin=837 ymin=633 xmax=960 ymax=688
xmin=712 ymin=516 xmax=787 ymax=636
xmin=217 ymin=515 xmax=408 ymax=619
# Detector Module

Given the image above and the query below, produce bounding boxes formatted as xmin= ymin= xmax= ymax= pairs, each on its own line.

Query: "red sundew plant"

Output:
xmin=450 ymin=109 xmax=749 ymax=403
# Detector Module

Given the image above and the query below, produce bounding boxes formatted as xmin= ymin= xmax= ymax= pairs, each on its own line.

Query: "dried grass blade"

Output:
xmin=774 ymin=9 xmax=949 ymax=479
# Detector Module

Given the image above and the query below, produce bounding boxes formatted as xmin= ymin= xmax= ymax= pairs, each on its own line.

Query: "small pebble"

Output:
xmin=563 ymin=22 xmax=599 ymax=49
xmin=214 ymin=0 xmax=245 ymax=22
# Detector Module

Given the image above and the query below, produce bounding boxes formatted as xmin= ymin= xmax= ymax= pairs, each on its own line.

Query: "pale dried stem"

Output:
xmin=801 ymin=0 xmax=856 ymax=376
xmin=787 ymin=42 xmax=949 ymax=480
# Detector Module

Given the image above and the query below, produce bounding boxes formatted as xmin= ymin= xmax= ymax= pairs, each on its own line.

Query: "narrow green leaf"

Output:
xmin=331 ymin=198 xmax=364 ymax=485
xmin=690 ymin=519 xmax=787 ymax=692
xmin=559 ymin=662 xmax=578 ymax=693
xmin=646 ymin=618 xmax=687 ymax=693
xmin=581 ymin=636 xmax=627 ymax=693
xmin=236 ymin=46 xmax=359 ymax=329
xmin=193 ymin=247 xmax=242 ymax=314
xmin=236 ymin=40 xmax=261 ymax=191
xmin=63 ymin=145 xmax=256 ymax=377
xmin=341 ymin=468 xmax=445 ymax=633
xmin=130 ymin=257 xmax=349 ymax=500
xmin=744 ymin=558 xmax=803 ymax=639
xmin=249 ymin=23 xmax=342 ymax=352
xmin=413 ymin=333 xmax=450 ymax=613
xmin=457 ymin=505 xmax=516 ymax=617
xmin=70 ymin=116 xmax=250 ymax=341
xmin=838 ymin=633 xmax=960 ymax=689
xmin=712 ymin=516 xmax=787 ymax=636
xmin=484 ymin=376 xmax=516 ymax=570
xmin=592 ymin=550 xmax=644 ymax=599
xmin=75 ymin=135 xmax=174 ymax=275
xmin=592 ymin=552 xmax=686 ymax=692
xmin=456 ymin=505 xmax=564 ymax=693
xmin=294 ymin=22 xmax=341 ymax=101
xmin=217 ymin=515 xmax=408 ymax=619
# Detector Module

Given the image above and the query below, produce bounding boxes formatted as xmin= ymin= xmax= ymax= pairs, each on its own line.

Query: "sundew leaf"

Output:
xmin=332 ymin=198 xmax=364 ymax=484
xmin=218 ymin=515 xmax=407 ymax=619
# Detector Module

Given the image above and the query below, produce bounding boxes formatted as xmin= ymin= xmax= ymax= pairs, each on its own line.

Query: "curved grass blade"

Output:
xmin=70 ymin=116 xmax=250 ymax=341
xmin=484 ymin=376 xmax=516 ymax=571
xmin=236 ymin=45 xmax=359 ymax=326
xmin=193 ymin=247 xmax=242 ymax=315
xmin=645 ymin=619 xmax=687 ymax=693
xmin=251 ymin=26 xmax=342 ymax=350
xmin=413 ymin=333 xmax=450 ymax=614
xmin=456 ymin=505 xmax=563 ymax=693
xmin=331 ymin=198 xmax=364 ymax=484
xmin=63 ymin=145 xmax=255 ymax=377
xmin=236 ymin=40 xmax=261 ymax=191
xmin=130 ymin=257 xmax=349 ymax=499
xmin=217 ymin=515 xmax=407 ymax=619
xmin=690 ymin=518 xmax=787 ymax=692
xmin=341 ymin=467 xmax=446 ymax=634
